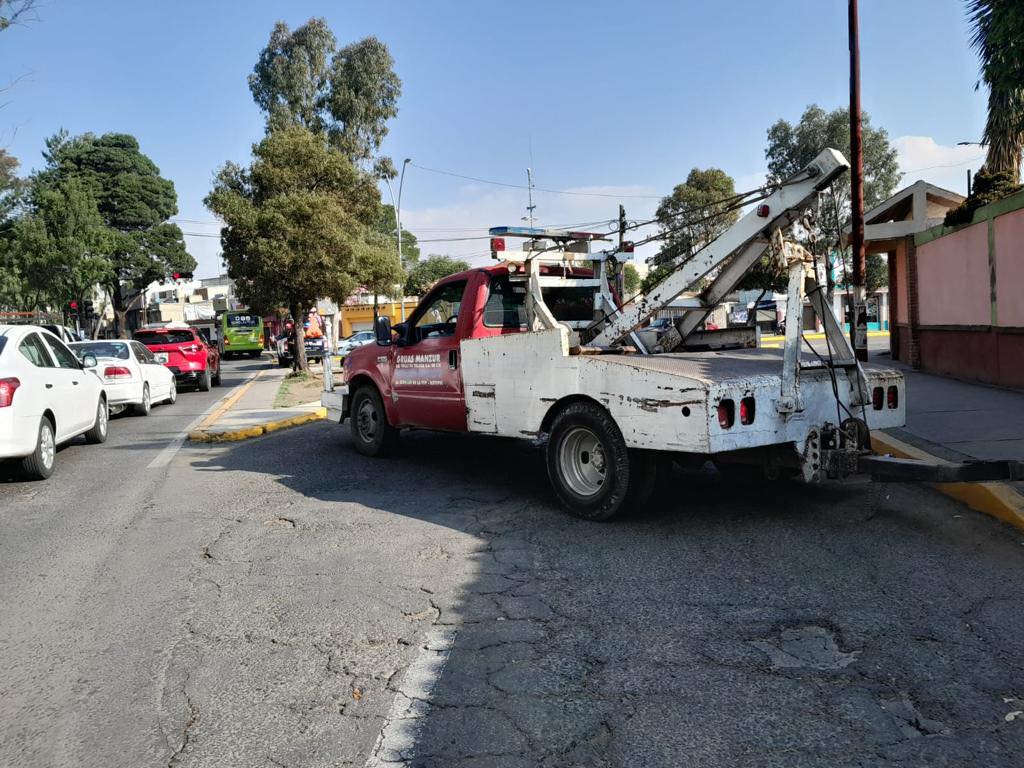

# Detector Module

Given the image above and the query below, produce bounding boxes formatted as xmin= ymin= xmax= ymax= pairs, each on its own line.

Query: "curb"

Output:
xmin=188 ymin=408 xmax=327 ymax=443
xmin=871 ymin=430 xmax=1024 ymax=531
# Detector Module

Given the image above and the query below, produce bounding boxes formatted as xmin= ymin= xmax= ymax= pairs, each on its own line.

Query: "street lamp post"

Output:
xmin=383 ymin=158 xmax=412 ymax=322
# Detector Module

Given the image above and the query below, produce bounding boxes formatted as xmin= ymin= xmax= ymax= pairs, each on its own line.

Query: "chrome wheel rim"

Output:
xmin=143 ymin=387 xmax=150 ymax=411
xmin=40 ymin=423 xmax=54 ymax=469
xmin=168 ymin=381 xmax=176 ymax=402
xmin=97 ymin=401 xmax=108 ymax=436
xmin=356 ymin=398 xmax=378 ymax=443
xmin=558 ymin=426 xmax=607 ymax=497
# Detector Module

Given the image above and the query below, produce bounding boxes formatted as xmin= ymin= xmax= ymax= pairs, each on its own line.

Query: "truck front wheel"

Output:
xmin=546 ymin=402 xmax=652 ymax=521
xmin=350 ymin=385 xmax=399 ymax=457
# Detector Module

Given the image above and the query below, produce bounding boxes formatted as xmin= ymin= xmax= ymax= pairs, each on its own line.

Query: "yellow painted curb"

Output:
xmin=871 ymin=431 xmax=1024 ymax=531
xmin=187 ymin=408 xmax=327 ymax=443
xmin=195 ymin=369 xmax=266 ymax=430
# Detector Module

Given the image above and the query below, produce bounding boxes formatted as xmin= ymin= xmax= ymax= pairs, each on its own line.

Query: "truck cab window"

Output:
xmin=413 ymin=280 xmax=467 ymax=338
xmin=484 ymin=276 xmax=527 ymax=328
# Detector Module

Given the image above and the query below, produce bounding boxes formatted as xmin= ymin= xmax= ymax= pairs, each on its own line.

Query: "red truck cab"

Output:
xmin=339 ymin=264 xmax=594 ymax=451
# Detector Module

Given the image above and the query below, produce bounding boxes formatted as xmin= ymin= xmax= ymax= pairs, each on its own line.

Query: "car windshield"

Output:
xmin=227 ymin=313 xmax=258 ymax=328
xmin=135 ymin=330 xmax=194 ymax=345
xmin=71 ymin=341 xmax=130 ymax=360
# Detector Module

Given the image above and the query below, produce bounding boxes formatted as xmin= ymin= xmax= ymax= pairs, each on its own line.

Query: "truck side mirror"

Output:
xmin=375 ymin=316 xmax=393 ymax=346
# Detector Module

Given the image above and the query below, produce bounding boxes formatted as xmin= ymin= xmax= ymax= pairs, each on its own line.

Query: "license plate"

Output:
xmin=156 ymin=353 xmax=168 ymax=363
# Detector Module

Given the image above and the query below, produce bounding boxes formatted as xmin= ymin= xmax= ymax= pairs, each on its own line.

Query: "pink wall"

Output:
xmin=995 ymin=207 xmax=1024 ymax=327
xmin=917 ymin=221 xmax=990 ymax=326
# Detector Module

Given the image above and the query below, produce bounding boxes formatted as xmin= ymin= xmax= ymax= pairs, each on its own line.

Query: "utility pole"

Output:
xmin=616 ymin=205 xmax=627 ymax=298
xmin=848 ymin=0 xmax=868 ymax=362
xmin=525 ymin=168 xmax=536 ymax=228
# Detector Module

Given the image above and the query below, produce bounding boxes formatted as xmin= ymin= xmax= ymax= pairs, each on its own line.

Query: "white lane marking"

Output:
xmin=147 ymin=370 xmax=263 ymax=470
xmin=365 ymin=626 xmax=457 ymax=767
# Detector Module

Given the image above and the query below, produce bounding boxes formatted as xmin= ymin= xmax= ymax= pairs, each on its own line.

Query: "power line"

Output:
xmin=901 ymin=154 xmax=985 ymax=173
xmin=408 ymin=162 xmax=664 ymax=199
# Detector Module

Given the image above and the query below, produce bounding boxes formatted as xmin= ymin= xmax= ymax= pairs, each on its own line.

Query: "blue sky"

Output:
xmin=2 ymin=0 xmax=989 ymax=277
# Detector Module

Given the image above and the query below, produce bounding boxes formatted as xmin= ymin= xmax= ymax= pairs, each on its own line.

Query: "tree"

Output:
xmin=967 ymin=0 xmax=1024 ymax=183
xmin=765 ymin=104 xmax=900 ymax=294
xmin=404 ymin=255 xmax=469 ymax=297
xmin=206 ymin=125 xmax=401 ymax=371
xmin=249 ymin=18 xmax=402 ymax=164
xmin=38 ymin=131 xmax=194 ymax=335
xmin=944 ymin=164 xmax=1022 ymax=225
xmin=622 ymin=262 xmax=640 ymax=296
xmin=8 ymin=176 xmax=112 ymax=312
xmin=653 ymin=168 xmax=739 ymax=268
xmin=0 ymin=0 xmax=38 ymax=31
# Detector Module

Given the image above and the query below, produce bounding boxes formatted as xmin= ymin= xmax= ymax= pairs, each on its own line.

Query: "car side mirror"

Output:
xmin=375 ymin=316 xmax=393 ymax=346
xmin=82 ymin=353 xmax=97 ymax=368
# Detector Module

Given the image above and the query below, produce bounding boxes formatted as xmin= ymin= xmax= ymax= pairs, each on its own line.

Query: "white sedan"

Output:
xmin=0 ymin=325 xmax=109 ymax=479
xmin=71 ymin=339 xmax=176 ymax=416
xmin=337 ymin=329 xmax=375 ymax=356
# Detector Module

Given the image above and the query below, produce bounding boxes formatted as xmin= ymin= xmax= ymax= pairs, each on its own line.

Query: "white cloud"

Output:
xmin=894 ymin=136 xmax=984 ymax=195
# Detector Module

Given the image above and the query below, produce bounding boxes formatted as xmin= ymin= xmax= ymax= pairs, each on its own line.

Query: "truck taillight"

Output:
xmin=739 ymin=397 xmax=756 ymax=425
xmin=756 ymin=204 xmax=770 ymax=218
xmin=0 ymin=377 xmax=20 ymax=407
xmin=872 ymin=386 xmax=884 ymax=410
xmin=104 ymin=366 xmax=132 ymax=379
xmin=887 ymin=385 xmax=899 ymax=409
xmin=717 ymin=399 xmax=735 ymax=429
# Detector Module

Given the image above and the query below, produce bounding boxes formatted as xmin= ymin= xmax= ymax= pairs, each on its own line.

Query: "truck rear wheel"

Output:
xmin=350 ymin=385 xmax=399 ymax=457
xmin=546 ymin=401 xmax=652 ymax=520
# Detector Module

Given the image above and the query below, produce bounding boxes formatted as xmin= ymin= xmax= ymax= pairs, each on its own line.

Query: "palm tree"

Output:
xmin=967 ymin=0 xmax=1024 ymax=183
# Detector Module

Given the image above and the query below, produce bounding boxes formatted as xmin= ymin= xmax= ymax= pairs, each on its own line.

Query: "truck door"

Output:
xmin=393 ymin=278 xmax=469 ymax=430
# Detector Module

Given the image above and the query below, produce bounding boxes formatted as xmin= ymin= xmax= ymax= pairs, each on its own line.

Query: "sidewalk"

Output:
xmin=869 ymin=349 xmax=1024 ymax=527
xmin=188 ymin=365 xmax=325 ymax=442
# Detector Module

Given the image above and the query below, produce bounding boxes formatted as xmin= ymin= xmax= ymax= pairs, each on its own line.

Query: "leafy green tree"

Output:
xmin=9 ymin=176 xmax=111 ymax=312
xmin=206 ymin=125 xmax=401 ymax=371
xmin=39 ymin=131 xmax=194 ymax=334
xmin=944 ymin=164 xmax=1022 ymax=225
xmin=967 ymin=0 xmax=1024 ymax=183
xmin=653 ymin=168 xmax=739 ymax=268
xmin=404 ymin=255 xmax=470 ymax=297
xmin=622 ymin=262 xmax=640 ymax=296
xmin=249 ymin=18 xmax=401 ymax=164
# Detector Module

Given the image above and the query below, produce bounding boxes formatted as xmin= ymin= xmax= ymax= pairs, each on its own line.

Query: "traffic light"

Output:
xmin=67 ymin=300 xmax=79 ymax=318
xmin=82 ymin=300 xmax=95 ymax=317
xmin=172 ymin=270 xmax=194 ymax=282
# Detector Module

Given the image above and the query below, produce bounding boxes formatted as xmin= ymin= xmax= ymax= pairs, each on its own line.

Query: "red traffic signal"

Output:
xmin=69 ymin=301 xmax=78 ymax=310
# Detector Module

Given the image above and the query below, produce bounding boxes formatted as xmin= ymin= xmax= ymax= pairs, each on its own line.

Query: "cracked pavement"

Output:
xmin=2 ymin=361 xmax=1024 ymax=767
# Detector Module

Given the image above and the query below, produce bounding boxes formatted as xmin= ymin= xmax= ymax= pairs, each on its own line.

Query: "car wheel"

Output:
xmin=21 ymin=417 xmax=56 ymax=480
xmin=198 ymin=368 xmax=211 ymax=392
xmin=349 ymin=385 xmax=399 ymax=457
xmin=545 ymin=401 xmax=648 ymax=521
xmin=166 ymin=379 xmax=177 ymax=404
xmin=84 ymin=397 xmax=108 ymax=444
xmin=133 ymin=384 xmax=151 ymax=416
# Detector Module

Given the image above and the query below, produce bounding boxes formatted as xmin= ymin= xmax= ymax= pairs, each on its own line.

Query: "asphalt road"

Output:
xmin=2 ymin=358 xmax=1024 ymax=767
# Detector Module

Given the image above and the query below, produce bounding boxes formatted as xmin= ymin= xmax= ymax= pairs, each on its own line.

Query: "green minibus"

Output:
xmin=221 ymin=310 xmax=263 ymax=358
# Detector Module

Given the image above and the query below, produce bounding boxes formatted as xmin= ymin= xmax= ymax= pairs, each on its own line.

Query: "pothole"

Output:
xmin=750 ymin=624 xmax=859 ymax=670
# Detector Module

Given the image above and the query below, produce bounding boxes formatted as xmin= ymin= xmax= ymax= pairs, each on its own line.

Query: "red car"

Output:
xmin=133 ymin=324 xmax=221 ymax=391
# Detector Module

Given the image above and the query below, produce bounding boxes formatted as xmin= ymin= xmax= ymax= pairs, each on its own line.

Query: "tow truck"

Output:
xmin=322 ymin=148 xmax=1023 ymax=520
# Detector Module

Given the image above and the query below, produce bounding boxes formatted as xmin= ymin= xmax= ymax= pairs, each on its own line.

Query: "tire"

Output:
xmin=165 ymin=379 xmax=177 ymax=405
xmin=197 ymin=368 xmax=211 ymax=392
xmin=349 ymin=385 xmax=399 ymax=457
xmin=132 ymin=384 xmax=151 ymax=416
xmin=21 ymin=417 xmax=56 ymax=480
xmin=84 ymin=397 xmax=108 ymax=444
xmin=545 ymin=401 xmax=648 ymax=521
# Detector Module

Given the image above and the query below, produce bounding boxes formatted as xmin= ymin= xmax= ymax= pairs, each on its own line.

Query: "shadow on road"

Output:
xmin=191 ymin=423 xmax=1024 ymax=767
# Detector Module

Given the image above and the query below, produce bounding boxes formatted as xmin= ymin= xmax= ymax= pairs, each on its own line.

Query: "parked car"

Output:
xmin=40 ymin=324 xmax=82 ymax=344
xmin=0 ymin=325 xmax=109 ymax=479
xmin=71 ymin=339 xmax=177 ymax=416
xmin=133 ymin=323 xmax=221 ymax=391
xmin=336 ymin=330 xmax=374 ymax=356
xmin=275 ymin=333 xmax=325 ymax=367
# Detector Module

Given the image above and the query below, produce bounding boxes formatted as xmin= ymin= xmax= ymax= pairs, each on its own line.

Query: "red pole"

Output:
xmin=849 ymin=0 xmax=868 ymax=361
